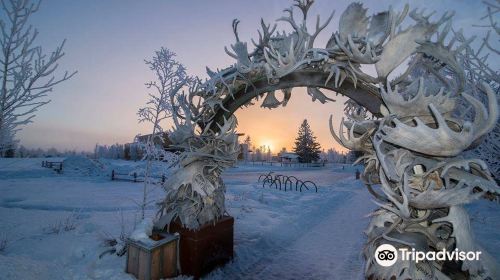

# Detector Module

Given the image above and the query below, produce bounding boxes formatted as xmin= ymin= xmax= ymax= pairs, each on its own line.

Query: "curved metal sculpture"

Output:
xmin=155 ymin=1 xmax=499 ymax=278
xmin=258 ymin=171 xmax=318 ymax=192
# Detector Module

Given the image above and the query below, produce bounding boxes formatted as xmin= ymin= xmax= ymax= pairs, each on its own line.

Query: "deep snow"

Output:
xmin=0 ymin=158 xmax=498 ymax=279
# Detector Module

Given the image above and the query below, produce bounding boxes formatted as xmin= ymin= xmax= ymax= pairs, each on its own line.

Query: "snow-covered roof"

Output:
xmin=280 ymin=152 xmax=299 ymax=159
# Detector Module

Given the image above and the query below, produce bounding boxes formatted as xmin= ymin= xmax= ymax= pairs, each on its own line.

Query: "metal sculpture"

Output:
xmin=258 ymin=172 xmax=318 ymax=192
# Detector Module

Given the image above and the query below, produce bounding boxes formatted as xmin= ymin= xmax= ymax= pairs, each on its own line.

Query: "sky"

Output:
xmin=12 ymin=0 xmax=490 ymax=153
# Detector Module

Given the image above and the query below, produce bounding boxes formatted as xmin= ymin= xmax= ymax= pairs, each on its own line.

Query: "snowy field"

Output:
xmin=0 ymin=157 xmax=499 ymax=280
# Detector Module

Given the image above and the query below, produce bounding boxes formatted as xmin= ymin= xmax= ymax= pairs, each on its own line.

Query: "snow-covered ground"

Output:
xmin=0 ymin=158 xmax=498 ymax=279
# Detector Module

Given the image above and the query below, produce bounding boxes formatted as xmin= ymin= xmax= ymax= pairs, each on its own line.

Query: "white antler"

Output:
xmin=378 ymin=83 xmax=498 ymax=156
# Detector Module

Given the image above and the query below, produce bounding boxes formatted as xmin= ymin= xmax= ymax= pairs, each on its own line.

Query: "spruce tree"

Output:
xmin=293 ymin=119 xmax=322 ymax=163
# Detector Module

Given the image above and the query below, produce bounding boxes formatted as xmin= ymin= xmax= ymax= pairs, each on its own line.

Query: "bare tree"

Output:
xmin=457 ymin=0 xmax=500 ymax=179
xmin=136 ymin=48 xmax=187 ymax=219
xmin=0 ymin=0 xmax=76 ymax=156
xmin=468 ymin=0 xmax=500 ymax=83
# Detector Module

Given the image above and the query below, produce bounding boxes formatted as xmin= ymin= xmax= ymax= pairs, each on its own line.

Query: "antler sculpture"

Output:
xmin=324 ymin=2 xmax=500 ymax=279
xmin=330 ymin=13 xmax=499 ymax=280
xmin=155 ymin=2 xmax=499 ymax=278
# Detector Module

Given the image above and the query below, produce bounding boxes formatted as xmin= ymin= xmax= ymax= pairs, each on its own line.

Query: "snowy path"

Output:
xmin=253 ymin=188 xmax=372 ymax=280
xmin=209 ymin=167 xmax=375 ymax=279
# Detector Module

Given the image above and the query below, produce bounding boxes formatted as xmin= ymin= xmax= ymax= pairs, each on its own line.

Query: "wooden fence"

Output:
xmin=42 ymin=160 xmax=63 ymax=173
xmin=111 ymin=169 xmax=167 ymax=183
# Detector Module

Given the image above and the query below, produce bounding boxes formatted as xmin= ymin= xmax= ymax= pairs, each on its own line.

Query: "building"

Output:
xmin=134 ymin=132 xmax=173 ymax=150
xmin=278 ymin=152 xmax=299 ymax=163
xmin=124 ymin=132 xmax=177 ymax=160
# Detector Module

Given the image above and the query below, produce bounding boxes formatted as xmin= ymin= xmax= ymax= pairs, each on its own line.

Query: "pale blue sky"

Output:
xmin=14 ymin=0 xmax=489 ymax=152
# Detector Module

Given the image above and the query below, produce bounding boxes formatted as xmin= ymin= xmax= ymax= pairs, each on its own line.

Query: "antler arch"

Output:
xmin=209 ymin=70 xmax=382 ymax=132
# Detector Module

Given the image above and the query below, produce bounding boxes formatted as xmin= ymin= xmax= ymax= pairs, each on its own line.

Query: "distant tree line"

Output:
xmin=239 ymin=136 xmax=272 ymax=162
xmin=321 ymin=148 xmax=358 ymax=164
xmin=250 ymin=145 xmax=273 ymax=162
xmin=94 ymin=143 xmax=143 ymax=160
xmin=9 ymin=146 xmax=92 ymax=158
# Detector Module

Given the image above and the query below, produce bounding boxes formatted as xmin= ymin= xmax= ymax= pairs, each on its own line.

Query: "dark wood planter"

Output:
xmin=126 ymin=233 xmax=179 ymax=280
xmin=166 ymin=216 xmax=234 ymax=279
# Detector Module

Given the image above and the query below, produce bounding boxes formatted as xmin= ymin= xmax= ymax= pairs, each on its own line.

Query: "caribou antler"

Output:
xmin=251 ymin=19 xmax=277 ymax=57
xmin=378 ymin=82 xmax=498 ymax=157
xmin=375 ymin=9 xmax=453 ymax=79
xmin=329 ymin=116 xmax=374 ymax=152
xmin=380 ymin=78 xmax=457 ymax=119
xmin=307 ymin=87 xmax=335 ymax=103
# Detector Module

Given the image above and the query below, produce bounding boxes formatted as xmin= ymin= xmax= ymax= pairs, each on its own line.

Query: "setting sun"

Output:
xmin=235 ymin=87 xmax=350 ymax=155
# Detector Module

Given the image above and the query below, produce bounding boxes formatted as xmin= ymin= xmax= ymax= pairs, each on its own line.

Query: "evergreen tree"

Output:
xmin=293 ymin=119 xmax=322 ymax=163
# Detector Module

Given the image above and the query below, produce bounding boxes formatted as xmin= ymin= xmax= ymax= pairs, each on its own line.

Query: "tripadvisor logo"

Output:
xmin=374 ymin=244 xmax=482 ymax=267
xmin=375 ymin=244 xmax=398 ymax=267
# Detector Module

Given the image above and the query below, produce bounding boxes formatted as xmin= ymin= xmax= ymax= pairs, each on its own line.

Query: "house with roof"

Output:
xmin=278 ymin=152 xmax=299 ymax=163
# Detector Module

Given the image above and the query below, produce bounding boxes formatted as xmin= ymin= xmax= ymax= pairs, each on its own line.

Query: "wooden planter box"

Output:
xmin=126 ymin=233 xmax=179 ymax=280
xmin=166 ymin=216 xmax=234 ymax=279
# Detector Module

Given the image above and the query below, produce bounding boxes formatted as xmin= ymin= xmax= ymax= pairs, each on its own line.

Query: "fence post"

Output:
xmin=134 ymin=172 xmax=137 ymax=182
xmin=162 ymin=174 xmax=165 ymax=183
xmin=111 ymin=170 xmax=115 ymax=180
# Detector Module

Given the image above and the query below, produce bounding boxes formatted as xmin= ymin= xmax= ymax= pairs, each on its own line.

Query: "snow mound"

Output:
xmin=62 ymin=156 xmax=106 ymax=176
xmin=129 ymin=218 xmax=154 ymax=242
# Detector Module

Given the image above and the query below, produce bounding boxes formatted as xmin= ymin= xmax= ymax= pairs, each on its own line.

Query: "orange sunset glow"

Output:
xmin=235 ymin=87 xmax=349 ymax=154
